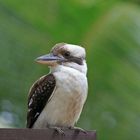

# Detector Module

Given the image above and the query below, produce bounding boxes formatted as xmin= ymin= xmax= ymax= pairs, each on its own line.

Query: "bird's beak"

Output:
xmin=35 ymin=53 xmax=65 ymax=66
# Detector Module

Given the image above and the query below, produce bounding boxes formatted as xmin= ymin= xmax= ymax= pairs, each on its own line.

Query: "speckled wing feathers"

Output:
xmin=27 ymin=74 xmax=56 ymax=128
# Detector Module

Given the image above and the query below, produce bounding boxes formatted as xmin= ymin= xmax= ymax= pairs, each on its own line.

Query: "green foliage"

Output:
xmin=0 ymin=0 xmax=140 ymax=140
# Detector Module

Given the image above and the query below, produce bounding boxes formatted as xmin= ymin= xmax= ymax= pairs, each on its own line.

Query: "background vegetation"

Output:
xmin=0 ymin=0 xmax=140 ymax=140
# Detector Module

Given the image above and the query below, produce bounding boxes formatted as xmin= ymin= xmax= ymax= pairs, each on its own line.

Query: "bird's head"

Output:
xmin=36 ymin=43 xmax=87 ymax=74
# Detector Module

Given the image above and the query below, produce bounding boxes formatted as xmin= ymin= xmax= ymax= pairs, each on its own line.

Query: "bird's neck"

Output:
xmin=50 ymin=62 xmax=87 ymax=75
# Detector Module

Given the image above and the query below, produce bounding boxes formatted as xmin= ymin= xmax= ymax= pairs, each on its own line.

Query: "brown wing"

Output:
xmin=26 ymin=73 xmax=56 ymax=128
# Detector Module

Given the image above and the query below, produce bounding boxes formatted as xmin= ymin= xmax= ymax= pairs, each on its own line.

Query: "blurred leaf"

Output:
xmin=81 ymin=3 xmax=140 ymax=140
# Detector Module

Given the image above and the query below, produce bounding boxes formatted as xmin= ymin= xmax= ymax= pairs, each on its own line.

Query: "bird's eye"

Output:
xmin=64 ymin=51 xmax=70 ymax=57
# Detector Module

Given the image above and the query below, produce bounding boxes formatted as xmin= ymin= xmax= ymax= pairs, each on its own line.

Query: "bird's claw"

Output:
xmin=69 ymin=126 xmax=87 ymax=134
xmin=50 ymin=126 xmax=65 ymax=136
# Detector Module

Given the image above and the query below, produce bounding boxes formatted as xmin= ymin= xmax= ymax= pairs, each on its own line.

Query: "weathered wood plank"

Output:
xmin=0 ymin=128 xmax=96 ymax=140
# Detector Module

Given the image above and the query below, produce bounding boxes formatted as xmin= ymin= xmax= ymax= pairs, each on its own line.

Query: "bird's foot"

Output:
xmin=69 ymin=126 xmax=87 ymax=134
xmin=49 ymin=126 xmax=65 ymax=135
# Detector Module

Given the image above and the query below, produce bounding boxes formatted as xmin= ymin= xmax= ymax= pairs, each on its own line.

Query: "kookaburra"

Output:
xmin=27 ymin=43 xmax=88 ymax=131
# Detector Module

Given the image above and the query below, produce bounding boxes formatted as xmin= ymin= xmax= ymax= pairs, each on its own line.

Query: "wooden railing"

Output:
xmin=0 ymin=128 xmax=96 ymax=140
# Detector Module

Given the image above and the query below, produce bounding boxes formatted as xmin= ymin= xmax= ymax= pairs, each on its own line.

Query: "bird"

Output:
xmin=26 ymin=43 xmax=88 ymax=133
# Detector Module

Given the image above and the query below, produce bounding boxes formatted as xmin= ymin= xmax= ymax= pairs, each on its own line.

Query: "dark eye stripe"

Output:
xmin=69 ymin=57 xmax=83 ymax=65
